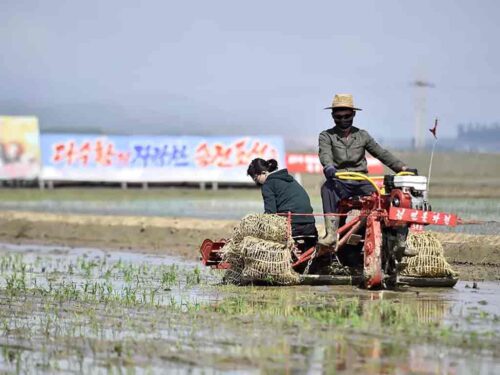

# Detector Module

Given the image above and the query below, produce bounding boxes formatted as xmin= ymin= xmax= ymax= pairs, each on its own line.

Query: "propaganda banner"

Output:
xmin=40 ymin=134 xmax=285 ymax=183
xmin=0 ymin=116 xmax=41 ymax=180
xmin=286 ymin=153 xmax=384 ymax=175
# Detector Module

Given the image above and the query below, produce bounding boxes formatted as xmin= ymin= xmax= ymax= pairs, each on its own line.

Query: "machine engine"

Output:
xmin=384 ymin=175 xmax=431 ymax=211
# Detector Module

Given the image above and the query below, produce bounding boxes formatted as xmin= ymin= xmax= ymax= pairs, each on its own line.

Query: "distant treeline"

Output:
xmin=453 ymin=123 xmax=500 ymax=152
xmin=457 ymin=123 xmax=500 ymax=141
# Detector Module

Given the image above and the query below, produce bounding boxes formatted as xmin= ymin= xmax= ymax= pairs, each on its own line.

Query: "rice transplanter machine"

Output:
xmin=200 ymin=172 xmax=460 ymax=288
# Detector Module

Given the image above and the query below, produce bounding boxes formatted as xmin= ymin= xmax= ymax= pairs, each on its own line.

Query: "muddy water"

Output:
xmin=0 ymin=243 xmax=499 ymax=374
xmin=0 ymin=243 xmax=222 ymax=306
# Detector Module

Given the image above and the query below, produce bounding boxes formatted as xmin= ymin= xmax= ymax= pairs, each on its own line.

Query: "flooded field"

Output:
xmin=0 ymin=187 xmax=498 ymax=372
xmin=0 ymin=193 xmax=498 ymax=235
xmin=1 ymin=243 xmax=499 ymax=374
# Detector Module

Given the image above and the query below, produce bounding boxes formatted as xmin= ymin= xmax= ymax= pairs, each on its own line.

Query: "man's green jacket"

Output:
xmin=318 ymin=126 xmax=405 ymax=173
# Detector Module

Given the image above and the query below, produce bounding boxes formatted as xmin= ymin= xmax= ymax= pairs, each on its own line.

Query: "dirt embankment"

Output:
xmin=0 ymin=211 xmax=235 ymax=260
xmin=433 ymin=232 xmax=500 ymax=280
xmin=0 ymin=210 xmax=498 ymax=280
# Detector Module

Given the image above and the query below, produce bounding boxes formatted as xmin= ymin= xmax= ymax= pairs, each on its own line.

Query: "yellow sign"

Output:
xmin=0 ymin=116 xmax=40 ymax=179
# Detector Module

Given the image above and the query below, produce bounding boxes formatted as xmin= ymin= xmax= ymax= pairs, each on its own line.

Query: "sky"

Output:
xmin=1 ymin=0 xmax=499 ymax=147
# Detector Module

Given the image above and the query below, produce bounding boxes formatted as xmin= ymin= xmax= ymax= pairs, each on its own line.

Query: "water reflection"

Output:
xmin=286 ymin=336 xmax=495 ymax=375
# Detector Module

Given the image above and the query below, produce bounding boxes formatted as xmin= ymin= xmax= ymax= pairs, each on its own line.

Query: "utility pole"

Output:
xmin=412 ymin=80 xmax=435 ymax=150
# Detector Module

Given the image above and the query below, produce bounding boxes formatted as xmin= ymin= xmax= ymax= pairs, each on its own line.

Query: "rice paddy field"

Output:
xmin=0 ymin=243 xmax=499 ymax=374
xmin=0 ymin=152 xmax=499 ymax=373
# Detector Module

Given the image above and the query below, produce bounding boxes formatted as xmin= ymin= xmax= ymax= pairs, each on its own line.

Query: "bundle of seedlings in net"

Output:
xmin=241 ymin=236 xmax=300 ymax=285
xmin=231 ymin=214 xmax=293 ymax=247
xmin=401 ymin=232 xmax=456 ymax=277
xmin=221 ymin=240 xmax=245 ymax=285
xmin=221 ymin=213 xmax=298 ymax=285
xmin=406 ymin=231 xmax=445 ymax=257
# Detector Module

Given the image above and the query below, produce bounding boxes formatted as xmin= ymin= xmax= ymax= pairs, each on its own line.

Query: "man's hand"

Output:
xmin=401 ymin=166 xmax=418 ymax=175
xmin=323 ymin=165 xmax=337 ymax=179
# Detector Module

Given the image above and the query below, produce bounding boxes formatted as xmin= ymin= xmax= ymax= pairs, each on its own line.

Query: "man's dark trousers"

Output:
xmin=321 ymin=179 xmax=376 ymax=213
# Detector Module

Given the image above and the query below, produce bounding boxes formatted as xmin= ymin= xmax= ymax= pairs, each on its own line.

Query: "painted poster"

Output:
xmin=0 ymin=116 xmax=40 ymax=180
xmin=40 ymin=134 xmax=285 ymax=183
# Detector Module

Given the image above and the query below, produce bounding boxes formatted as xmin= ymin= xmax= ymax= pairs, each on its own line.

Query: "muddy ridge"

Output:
xmin=0 ymin=210 xmax=498 ymax=280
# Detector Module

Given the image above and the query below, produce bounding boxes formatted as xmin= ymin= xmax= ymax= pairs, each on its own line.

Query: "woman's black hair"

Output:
xmin=247 ymin=158 xmax=278 ymax=177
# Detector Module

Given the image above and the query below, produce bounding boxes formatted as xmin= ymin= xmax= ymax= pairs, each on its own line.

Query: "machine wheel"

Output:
xmin=381 ymin=227 xmax=409 ymax=288
xmin=363 ymin=215 xmax=383 ymax=288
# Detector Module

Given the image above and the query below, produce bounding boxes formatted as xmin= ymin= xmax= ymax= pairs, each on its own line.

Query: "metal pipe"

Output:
xmin=336 ymin=220 xmax=363 ymax=251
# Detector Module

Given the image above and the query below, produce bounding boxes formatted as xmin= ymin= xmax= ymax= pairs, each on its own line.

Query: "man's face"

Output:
xmin=331 ymin=108 xmax=355 ymax=130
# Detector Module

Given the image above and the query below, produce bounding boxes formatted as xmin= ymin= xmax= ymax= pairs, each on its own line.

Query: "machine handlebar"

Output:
xmin=334 ymin=171 xmax=382 ymax=195
xmin=334 ymin=171 xmax=417 ymax=196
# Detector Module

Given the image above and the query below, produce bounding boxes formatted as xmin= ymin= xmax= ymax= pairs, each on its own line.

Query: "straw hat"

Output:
xmin=324 ymin=94 xmax=362 ymax=111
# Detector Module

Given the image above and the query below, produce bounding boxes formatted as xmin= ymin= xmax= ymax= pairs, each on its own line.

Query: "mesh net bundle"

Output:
xmin=231 ymin=213 xmax=293 ymax=247
xmin=241 ymin=236 xmax=300 ymax=285
xmin=221 ymin=240 xmax=245 ymax=285
xmin=222 ymin=214 xmax=299 ymax=285
xmin=401 ymin=232 xmax=457 ymax=277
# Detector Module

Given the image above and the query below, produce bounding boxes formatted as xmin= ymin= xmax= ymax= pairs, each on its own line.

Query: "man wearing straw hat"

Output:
xmin=318 ymin=94 xmax=417 ymax=246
